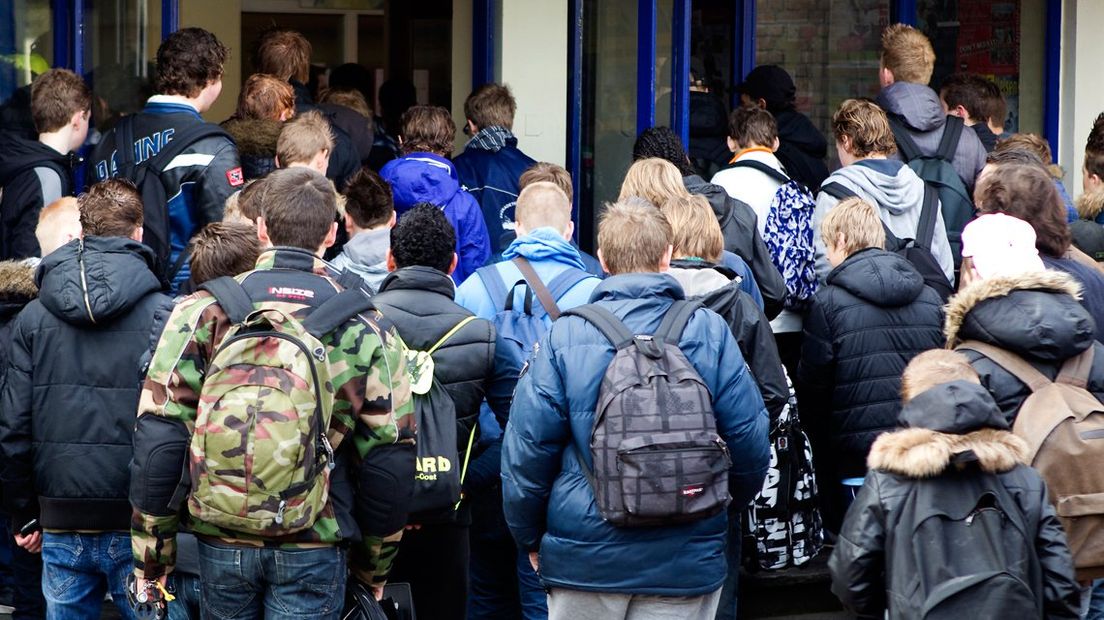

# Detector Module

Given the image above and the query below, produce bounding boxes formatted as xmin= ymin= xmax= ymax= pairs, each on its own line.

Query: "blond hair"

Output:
xmin=36 ymin=196 xmax=80 ymax=255
xmin=598 ymin=197 xmax=672 ymax=275
xmin=519 ymin=162 xmax=573 ymax=203
xmin=515 ymin=182 xmax=571 ymax=234
xmin=881 ymin=24 xmax=935 ymax=85
xmin=618 ymin=158 xmax=690 ymax=207
xmin=821 ymin=197 xmax=886 ymax=256
xmin=320 ymin=88 xmax=372 ymax=118
xmin=833 ymin=99 xmax=897 ymax=158
xmin=277 ymin=110 xmax=334 ymax=167
xmin=662 ymin=195 xmax=723 ymax=262
xmin=901 ymin=349 xmax=979 ymax=403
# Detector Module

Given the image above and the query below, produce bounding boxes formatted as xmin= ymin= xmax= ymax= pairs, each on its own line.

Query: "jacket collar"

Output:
xmin=867 ymin=427 xmax=1028 ymax=476
xmin=466 ymin=125 xmax=517 ymax=153
xmin=501 ymin=227 xmax=586 ymax=270
xmin=1078 ymin=189 xmax=1104 ymax=221
xmin=254 ymin=247 xmax=329 ymax=276
xmin=590 ymin=272 xmax=685 ymax=303
xmin=944 ymin=270 xmax=1083 ymax=347
xmin=377 ymin=265 xmax=455 ymax=298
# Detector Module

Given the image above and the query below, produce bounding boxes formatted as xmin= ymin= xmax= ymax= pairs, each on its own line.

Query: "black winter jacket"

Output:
xmin=682 ymin=174 xmax=787 ymax=319
xmin=774 ymin=108 xmax=830 ymax=192
xmin=829 ymin=381 xmax=1080 ymax=619
xmin=0 ymin=237 xmax=170 ymax=530
xmin=946 ymin=270 xmax=1104 ymax=424
xmin=0 ymin=136 xmax=76 ymax=260
xmin=667 ymin=259 xmax=788 ymax=420
xmin=798 ymin=248 xmax=944 ymax=478
xmin=291 ymin=81 xmax=361 ymax=190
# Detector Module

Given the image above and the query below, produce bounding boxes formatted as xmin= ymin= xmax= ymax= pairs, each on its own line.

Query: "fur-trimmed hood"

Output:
xmin=221 ymin=118 xmax=282 ymax=158
xmin=868 ymin=381 xmax=1028 ymax=476
xmin=1078 ymin=190 xmax=1104 ymax=221
xmin=0 ymin=259 xmax=37 ymax=319
xmin=944 ymin=270 xmax=1094 ymax=361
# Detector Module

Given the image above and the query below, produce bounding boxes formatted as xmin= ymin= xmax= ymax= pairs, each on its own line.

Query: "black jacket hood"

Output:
xmin=37 ymin=236 xmax=162 ymax=326
xmin=945 ymin=270 xmax=1094 ymax=362
xmin=899 ymin=380 xmax=1009 ymax=433
xmin=827 ymin=248 xmax=925 ymax=308
xmin=0 ymin=135 xmax=71 ymax=180
xmin=774 ymin=109 xmax=828 ymax=157
xmin=377 ymin=265 xmax=455 ymax=299
xmin=683 ymin=174 xmax=736 ymax=222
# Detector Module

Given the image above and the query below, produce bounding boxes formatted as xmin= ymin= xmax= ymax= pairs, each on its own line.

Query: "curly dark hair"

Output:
xmin=155 ymin=28 xmax=229 ymax=97
xmin=343 ymin=167 xmax=394 ymax=229
xmin=631 ymin=127 xmax=696 ymax=176
xmin=975 ymin=162 xmax=1071 ymax=257
xmin=391 ymin=204 xmax=456 ymax=273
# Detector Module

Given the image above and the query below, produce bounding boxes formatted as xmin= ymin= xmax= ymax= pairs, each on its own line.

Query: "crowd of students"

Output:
xmin=3 ymin=19 xmax=1104 ymax=620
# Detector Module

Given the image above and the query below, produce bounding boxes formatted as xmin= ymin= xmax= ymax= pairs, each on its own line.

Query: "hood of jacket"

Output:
xmin=339 ymin=228 xmax=390 ymax=271
xmin=666 ymin=260 xmax=736 ymax=298
xmin=501 ymin=227 xmax=587 ymax=270
xmin=1077 ymin=190 xmax=1104 ymax=221
xmin=876 ymin=81 xmax=946 ymax=132
xmin=826 ymin=248 xmax=925 ymax=307
xmin=380 ymin=152 xmax=463 ymax=212
xmin=0 ymin=260 xmax=37 ymax=319
xmin=221 ymin=118 xmax=282 ymax=158
xmin=944 ymin=270 xmax=1094 ymax=361
xmin=377 ymin=264 xmax=455 ymax=298
xmin=774 ymin=109 xmax=828 ymax=157
xmin=0 ymin=135 xmax=71 ymax=180
xmin=868 ymin=381 xmax=1028 ymax=477
xmin=590 ymin=272 xmax=685 ymax=304
xmin=683 ymin=174 xmax=739 ymax=222
xmin=36 ymin=236 xmax=162 ymax=326
xmin=828 ymin=160 xmax=924 ymax=216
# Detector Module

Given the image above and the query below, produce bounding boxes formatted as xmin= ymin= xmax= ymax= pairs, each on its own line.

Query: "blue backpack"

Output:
xmin=474 ymin=257 xmax=592 ymax=442
xmin=729 ymin=160 xmax=819 ymax=311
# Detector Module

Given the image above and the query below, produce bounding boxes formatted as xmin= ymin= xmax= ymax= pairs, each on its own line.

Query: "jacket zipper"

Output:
xmin=77 ymin=238 xmax=96 ymax=324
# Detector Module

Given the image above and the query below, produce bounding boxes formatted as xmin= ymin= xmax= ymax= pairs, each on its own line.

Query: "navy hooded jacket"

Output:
xmin=381 ymin=152 xmax=492 ymax=283
xmin=452 ymin=135 xmax=536 ymax=254
xmin=501 ymin=273 xmax=769 ymax=596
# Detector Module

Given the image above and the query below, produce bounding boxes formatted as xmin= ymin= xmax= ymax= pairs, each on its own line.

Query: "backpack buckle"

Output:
xmin=633 ymin=335 xmax=664 ymax=359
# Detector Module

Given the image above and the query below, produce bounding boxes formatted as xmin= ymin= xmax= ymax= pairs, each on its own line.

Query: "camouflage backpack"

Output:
xmin=563 ymin=300 xmax=732 ymax=527
xmin=188 ymin=276 xmax=373 ymax=535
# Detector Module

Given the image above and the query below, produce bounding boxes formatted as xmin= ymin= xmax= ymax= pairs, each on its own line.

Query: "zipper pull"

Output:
xmin=322 ymin=435 xmax=335 ymax=470
xmin=275 ymin=500 xmax=287 ymax=525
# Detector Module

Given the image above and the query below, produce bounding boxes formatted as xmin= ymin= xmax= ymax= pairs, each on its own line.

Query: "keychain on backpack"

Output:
xmin=126 ymin=574 xmax=176 ymax=620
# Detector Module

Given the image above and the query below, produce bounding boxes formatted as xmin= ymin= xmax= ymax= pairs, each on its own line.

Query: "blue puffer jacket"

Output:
xmin=380 ymin=152 xmax=492 ymax=283
xmin=501 ymin=273 xmax=770 ymax=596
xmin=455 ymin=227 xmax=600 ymax=323
xmin=453 ymin=138 xmax=536 ymax=254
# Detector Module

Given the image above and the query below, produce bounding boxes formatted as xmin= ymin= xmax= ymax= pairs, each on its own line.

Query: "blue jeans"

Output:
xmin=166 ymin=572 xmax=202 ymax=620
xmin=40 ymin=531 xmax=134 ymax=620
xmin=197 ymin=540 xmax=345 ymax=619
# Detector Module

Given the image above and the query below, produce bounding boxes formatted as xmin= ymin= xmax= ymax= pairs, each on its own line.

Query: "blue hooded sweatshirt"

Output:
xmin=455 ymin=227 xmax=601 ymax=324
xmin=380 ymin=152 xmax=492 ymax=283
xmin=501 ymin=273 xmax=769 ymax=595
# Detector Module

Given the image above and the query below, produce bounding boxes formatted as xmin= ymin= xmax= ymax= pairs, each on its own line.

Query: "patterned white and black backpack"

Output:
xmin=743 ymin=371 xmax=824 ymax=570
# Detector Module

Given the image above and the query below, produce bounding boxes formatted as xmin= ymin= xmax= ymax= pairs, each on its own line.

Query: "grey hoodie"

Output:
xmin=876 ymin=82 xmax=987 ymax=191
xmin=330 ymin=227 xmax=390 ymax=293
xmin=813 ymin=159 xmax=954 ymax=283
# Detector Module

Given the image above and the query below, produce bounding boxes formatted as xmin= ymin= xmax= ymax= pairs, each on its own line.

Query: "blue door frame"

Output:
xmin=51 ymin=0 xmax=179 ymax=72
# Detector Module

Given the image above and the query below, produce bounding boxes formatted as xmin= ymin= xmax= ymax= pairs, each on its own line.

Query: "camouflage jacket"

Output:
xmin=131 ymin=247 xmax=413 ymax=583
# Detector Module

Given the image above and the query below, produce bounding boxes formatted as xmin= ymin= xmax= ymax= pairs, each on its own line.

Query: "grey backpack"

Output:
xmin=564 ymin=300 xmax=732 ymax=527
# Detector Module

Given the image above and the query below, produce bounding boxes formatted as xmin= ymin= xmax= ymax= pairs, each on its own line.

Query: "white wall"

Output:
xmin=1059 ymin=0 xmax=1104 ymax=193
xmin=496 ymin=1 xmax=568 ymax=165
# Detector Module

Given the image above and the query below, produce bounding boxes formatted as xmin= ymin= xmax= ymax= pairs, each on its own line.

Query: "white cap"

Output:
xmin=960 ymin=213 xmax=1045 ymax=279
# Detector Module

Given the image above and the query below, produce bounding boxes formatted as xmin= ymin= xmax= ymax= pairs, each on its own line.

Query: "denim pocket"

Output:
xmin=41 ymin=535 xmax=82 ymax=598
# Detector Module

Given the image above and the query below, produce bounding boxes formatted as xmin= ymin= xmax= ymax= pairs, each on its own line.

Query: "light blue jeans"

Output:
xmin=40 ymin=531 xmax=135 ymax=620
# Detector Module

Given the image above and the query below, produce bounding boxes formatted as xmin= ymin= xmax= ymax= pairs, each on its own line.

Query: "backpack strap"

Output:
xmin=113 ymin=115 xmax=137 ymax=172
xmin=955 ymin=340 xmax=1054 ymax=392
xmin=728 ymin=159 xmax=791 ymax=185
xmin=561 ymin=304 xmax=635 ymax=350
xmin=937 ymin=115 xmax=964 ymax=164
xmin=915 ymin=184 xmax=940 ymax=251
xmin=545 ymin=267 xmax=593 ymax=306
xmin=513 ymin=257 xmax=562 ymax=319
xmin=302 ymin=287 xmax=376 ymax=339
xmin=200 ymin=276 xmax=254 ymax=325
xmin=1056 ymin=346 xmax=1096 ymax=389
xmin=887 ymin=116 xmax=924 ymax=163
xmin=654 ymin=300 xmax=702 ymax=345
xmin=475 ymin=265 xmax=509 ymax=313
xmin=426 ymin=316 xmax=477 ymax=356
xmin=820 ymin=182 xmax=856 ymax=201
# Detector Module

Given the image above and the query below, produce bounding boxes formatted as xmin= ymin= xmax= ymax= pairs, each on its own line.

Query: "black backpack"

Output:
xmin=563 ymin=300 xmax=731 ymax=527
xmin=111 ymin=116 xmax=233 ymax=282
xmin=888 ymin=114 xmax=976 ymax=272
xmin=891 ymin=476 xmax=1041 ymax=619
xmin=820 ymin=182 xmax=953 ymax=301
